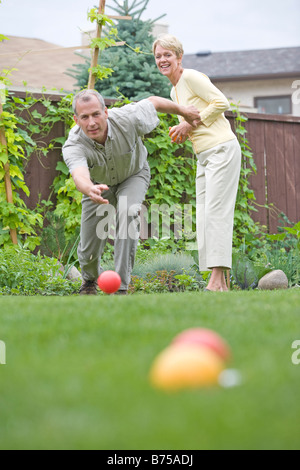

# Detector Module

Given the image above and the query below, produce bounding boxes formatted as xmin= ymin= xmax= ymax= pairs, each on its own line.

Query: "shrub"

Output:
xmin=231 ymin=218 xmax=300 ymax=289
xmin=128 ymin=252 xmax=204 ymax=294
xmin=129 ymin=270 xmax=203 ymax=294
xmin=38 ymin=211 xmax=80 ymax=265
xmin=0 ymin=245 xmax=80 ymax=296
xmin=132 ymin=252 xmax=198 ymax=278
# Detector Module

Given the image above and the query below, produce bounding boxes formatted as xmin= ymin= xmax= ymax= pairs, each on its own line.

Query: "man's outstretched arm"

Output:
xmin=147 ymin=96 xmax=202 ymax=128
xmin=72 ymin=167 xmax=109 ymax=205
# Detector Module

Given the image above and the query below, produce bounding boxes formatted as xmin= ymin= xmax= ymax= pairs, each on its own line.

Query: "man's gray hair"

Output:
xmin=73 ymin=89 xmax=106 ymax=115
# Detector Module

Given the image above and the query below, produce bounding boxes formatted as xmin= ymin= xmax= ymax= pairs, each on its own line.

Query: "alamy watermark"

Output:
xmin=95 ymin=197 xmax=197 ymax=249
xmin=292 ymin=80 xmax=300 ymax=105
xmin=291 ymin=340 xmax=300 ymax=365
xmin=0 ymin=340 xmax=6 ymax=365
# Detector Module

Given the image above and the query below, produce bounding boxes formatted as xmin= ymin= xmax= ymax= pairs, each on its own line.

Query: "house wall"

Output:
xmin=214 ymin=77 xmax=300 ymax=116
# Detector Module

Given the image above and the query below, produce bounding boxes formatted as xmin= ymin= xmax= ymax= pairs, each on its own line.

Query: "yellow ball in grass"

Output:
xmin=149 ymin=344 xmax=225 ymax=391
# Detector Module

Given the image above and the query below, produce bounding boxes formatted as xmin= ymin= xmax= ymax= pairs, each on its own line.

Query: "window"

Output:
xmin=255 ymin=96 xmax=292 ymax=115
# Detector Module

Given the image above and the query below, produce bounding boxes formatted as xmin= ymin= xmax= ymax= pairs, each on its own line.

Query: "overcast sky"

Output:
xmin=0 ymin=0 xmax=299 ymax=53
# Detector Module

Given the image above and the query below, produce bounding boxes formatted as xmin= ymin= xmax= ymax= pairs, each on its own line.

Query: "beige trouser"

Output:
xmin=196 ymin=138 xmax=241 ymax=271
xmin=78 ymin=164 xmax=151 ymax=290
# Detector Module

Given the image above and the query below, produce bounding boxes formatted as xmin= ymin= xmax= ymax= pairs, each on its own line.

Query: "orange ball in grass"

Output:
xmin=172 ymin=328 xmax=231 ymax=362
xmin=149 ymin=344 xmax=225 ymax=391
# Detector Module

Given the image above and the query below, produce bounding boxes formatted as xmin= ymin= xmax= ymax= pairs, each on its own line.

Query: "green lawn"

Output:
xmin=0 ymin=290 xmax=299 ymax=450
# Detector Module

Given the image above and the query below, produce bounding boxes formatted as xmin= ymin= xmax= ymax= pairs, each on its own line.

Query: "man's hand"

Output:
xmin=169 ymin=122 xmax=192 ymax=144
xmin=181 ymin=106 xmax=202 ymax=128
xmin=88 ymin=184 xmax=110 ymax=204
xmin=72 ymin=167 xmax=110 ymax=205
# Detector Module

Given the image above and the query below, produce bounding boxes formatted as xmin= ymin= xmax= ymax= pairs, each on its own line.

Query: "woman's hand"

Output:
xmin=147 ymin=97 xmax=201 ymax=128
xmin=169 ymin=122 xmax=193 ymax=144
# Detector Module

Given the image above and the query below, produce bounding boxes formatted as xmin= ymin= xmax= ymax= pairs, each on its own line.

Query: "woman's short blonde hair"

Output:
xmin=152 ymin=34 xmax=184 ymax=58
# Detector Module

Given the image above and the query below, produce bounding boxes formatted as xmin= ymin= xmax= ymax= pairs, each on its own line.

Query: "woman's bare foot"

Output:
xmin=206 ymin=267 xmax=229 ymax=292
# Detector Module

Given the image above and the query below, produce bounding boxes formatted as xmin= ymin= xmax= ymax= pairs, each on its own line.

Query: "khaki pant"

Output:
xmin=196 ymin=138 xmax=241 ymax=271
xmin=78 ymin=164 xmax=151 ymax=290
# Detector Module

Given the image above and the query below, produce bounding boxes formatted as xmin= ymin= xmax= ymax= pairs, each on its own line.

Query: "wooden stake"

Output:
xmin=88 ymin=0 xmax=107 ymax=90
xmin=87 ymin=1 xmax=131 ymax=90
xmin=0 ymin=96 xmax=18 ymax=244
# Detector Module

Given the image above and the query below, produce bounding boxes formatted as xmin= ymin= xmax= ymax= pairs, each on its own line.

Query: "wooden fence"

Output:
xmin=7 ymin=91 xmax=300 ymax=234
xmin=15 ymin=92 xmax=65 ymax=209
xmin=226 ymin=112 xmax=300 ymax=233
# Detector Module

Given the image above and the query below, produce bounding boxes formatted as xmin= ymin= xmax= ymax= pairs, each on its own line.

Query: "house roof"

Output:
xmin=0 ymin=35 xmax=89 ymax=92
xmin=2 ymin=36 xmax=299 ymax=91
xmin=182 ymin=46 xmax=300 ymax=81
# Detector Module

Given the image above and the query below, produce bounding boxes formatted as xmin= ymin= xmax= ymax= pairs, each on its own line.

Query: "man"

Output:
xmin=63 ymin=90 xmax=201 ymax=295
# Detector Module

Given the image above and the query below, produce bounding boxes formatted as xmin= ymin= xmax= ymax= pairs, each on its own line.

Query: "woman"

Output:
xmin=153 ymin=34 xmax=241 ymax=292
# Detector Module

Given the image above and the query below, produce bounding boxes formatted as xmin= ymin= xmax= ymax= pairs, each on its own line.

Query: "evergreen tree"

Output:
xmin=67 ymin=0 xmax=171 ymax=100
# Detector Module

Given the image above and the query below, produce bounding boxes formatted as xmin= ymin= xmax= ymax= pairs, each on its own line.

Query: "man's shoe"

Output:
xmin=113 ymin=290 xmax=128 ymax=296
xmin=79 ymin=280 xmax=98 ymax=296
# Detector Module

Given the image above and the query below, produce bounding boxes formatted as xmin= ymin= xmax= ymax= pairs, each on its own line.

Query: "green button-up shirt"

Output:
xmin=63 ymin=100 xmax=159 ymax=185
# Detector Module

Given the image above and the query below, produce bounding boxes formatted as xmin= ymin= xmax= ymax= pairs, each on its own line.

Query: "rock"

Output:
xmin=66 ymin=266 xmax=82 ymax=282
xmin=258 ymin=270 xmax=289 ymax=290
xmin=54 ymin=262 xmax=64 ymax=277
